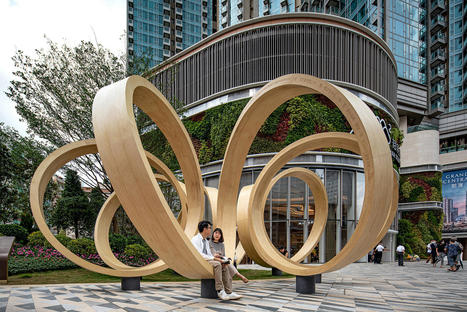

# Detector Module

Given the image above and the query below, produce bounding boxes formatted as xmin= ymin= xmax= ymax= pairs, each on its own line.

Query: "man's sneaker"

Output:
xmin=217 ymin=290 xmax=230 ymax=300
xmin=227 ymin=292 xmax=242 ymax=300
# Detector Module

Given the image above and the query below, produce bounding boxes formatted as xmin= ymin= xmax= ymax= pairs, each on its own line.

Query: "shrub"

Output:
xmin=109 ymin=233 xmax=127 ymax=253
xmin=55 ymin=233 xmax=71 ymax=247
xmin=27 ymin=231 xmax=49 ymax=247
xmin=124 ymin=244 xmax=151 ymax=259
xmin=0 ymin=224 xmax=29 ymax=244
xmin=67 ymin=238 xmax=96 ymax=255
xmin=126 ymin=235 xmax=145 ymax=246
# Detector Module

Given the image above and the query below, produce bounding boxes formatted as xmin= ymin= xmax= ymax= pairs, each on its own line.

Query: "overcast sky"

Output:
xmin=0 ymin=0 xmax=125 ymax=135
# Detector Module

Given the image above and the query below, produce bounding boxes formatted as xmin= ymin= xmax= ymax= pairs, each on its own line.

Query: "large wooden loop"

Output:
xmin=94 ymin=153 xmax=189 ymax=273
xmin=223 ymin=74 xmax=394 ymax=273
xmin=92 ymin=76 xmax=212 ymax=278
xmin=238 ymin=167 xmax=328 ymax=267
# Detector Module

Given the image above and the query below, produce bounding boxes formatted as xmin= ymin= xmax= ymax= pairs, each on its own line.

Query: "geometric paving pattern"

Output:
xmin=0 ymin=261 xmax=466 ymax=311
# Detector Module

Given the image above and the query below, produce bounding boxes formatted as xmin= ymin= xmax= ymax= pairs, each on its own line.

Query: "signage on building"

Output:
xmin=442 ymin=169 xmax=467 ymax=232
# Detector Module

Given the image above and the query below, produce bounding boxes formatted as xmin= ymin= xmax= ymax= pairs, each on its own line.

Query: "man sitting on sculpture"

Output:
xmin=191 ymin=220 xmax=242 ymax=300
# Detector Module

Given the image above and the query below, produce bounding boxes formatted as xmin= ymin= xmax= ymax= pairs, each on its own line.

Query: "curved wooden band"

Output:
xmin=238 ymin=167 xmax=328 ymax=267
xmin=92 ymin=76 xmax=213 ymax=278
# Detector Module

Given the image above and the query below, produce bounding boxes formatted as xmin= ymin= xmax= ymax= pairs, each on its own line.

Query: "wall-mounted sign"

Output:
xmin=442 ymin=169 xmax=467 ymax=232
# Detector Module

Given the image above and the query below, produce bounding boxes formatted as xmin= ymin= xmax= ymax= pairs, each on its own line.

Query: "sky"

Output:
xmin=0 ymin=0 xmax=125 ymax=135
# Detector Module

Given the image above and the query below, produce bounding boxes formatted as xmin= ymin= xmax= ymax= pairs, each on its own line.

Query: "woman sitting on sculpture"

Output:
xmin=209 ymin=228 xmax=249 ymax=283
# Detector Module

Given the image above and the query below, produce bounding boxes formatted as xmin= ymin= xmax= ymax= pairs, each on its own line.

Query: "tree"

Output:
xmin=51 ymin=170 xmax=96 ymax=238
xmin=0 ymin=123 xmax=50 ymax=224
xmin=6 ymin=39 xmax=128 ymax=194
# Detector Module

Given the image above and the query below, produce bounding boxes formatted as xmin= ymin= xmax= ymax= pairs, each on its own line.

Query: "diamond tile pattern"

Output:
xmin=1 ymin=262 xmax=466 ymax=311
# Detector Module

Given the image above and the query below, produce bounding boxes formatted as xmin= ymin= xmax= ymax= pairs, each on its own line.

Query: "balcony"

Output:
xmin=430 ymin=15 xmax=446 ymax=34
xmin=175 ymin=30 xmax=182 ymax=39
xmin=420 ymin=28 xmax=426 ymax=40
xmin=419 ymin=11 xmax=426 ymax=24
xmin=430 ymin=32 xmax=446 ymax=50
xmin=420 ymin=0 xmax=425 ymax=8
xmin=430 ymin=84 xmax=444 ymax=100
xmin=163 ymin=14 xmax=170 ymax=23
xmin=430 ymin=68 xmax=445 ymax=84
xmin=430 ymin=96 xmax=445 ymax=112
xmin=175 ymin=41 xmax=183 ymax=50
xmin=176 ymin=19 xmax=182 ymax=27
xmin=163 ymin=26 xmax=170 ymax=35
xmin=163 ymin=2 xmax=170 ymax=11
xmin=430 ymin=50 xmax=445 ymax=66
xmin=420 ymin=43 xmax=426 ymax=57
xmin=176 ymin=7 xmax=183 ymax=16
xmin=163 ymin=49 xmax=171 ymax=58
xmin=237 ymin=0 xmax=243 ymax=8
xmin=263 ymin=6 xmax=270 ymax=15
xmin=431 ymin=0 xmax=445 ymax=16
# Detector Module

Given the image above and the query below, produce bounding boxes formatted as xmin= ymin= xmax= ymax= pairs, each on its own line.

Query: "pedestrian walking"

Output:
xmin=436 ymin=240 xmax=446 ymax=268
xmin=426 ymin=242 xmax=432 ymax=263
xmin=447 ymin=238 xmax=461 ymax=272
xmin=374 ymin=243 xmax=384 ymax=264
xmin=429 ymin=240 xmax=437 ymax=267
xmin=396 ymin=244 xmax=405 ymax=266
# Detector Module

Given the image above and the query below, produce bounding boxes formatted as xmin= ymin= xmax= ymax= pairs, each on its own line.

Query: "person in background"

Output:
xmin=436 ymin=240 xmax=446 ymax=268
xmin=279 ymin=246 xmax=289 ymax=258
xmin=396 ymin=244 xmax=405 ymax=266
xmin=429 ymin=240 xmax=437 ymax=267
xmin=191 ymin=220 xmax=241 ymax=300
xmin=209 ymin=227 xmax=249 ymax=283
xmin=426 ymin=242 xmax=432 ymax=264
xmin=446 ymin=237 xmax=461 ymax=272
xmin=453 ymin=238 xmax=464 ymax=271
xmin=374 ymin=243 xmax=384 ymax=264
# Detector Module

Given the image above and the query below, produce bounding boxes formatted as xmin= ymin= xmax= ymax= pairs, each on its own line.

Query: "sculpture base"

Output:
xmin=121 ymin=277 xmax=141 ymax=291
xmin=271 ymin=267 xmax=282 ymax=276
xmin=314 ymin=274 xmax=322 ymax=283
xmin=296 ymin=275 xmax=316 ymax=294
xmin=201 ymin=279 xmax=218 ymax=299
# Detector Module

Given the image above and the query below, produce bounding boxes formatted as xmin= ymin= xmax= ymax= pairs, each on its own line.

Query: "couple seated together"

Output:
xmin=191 ymin=220 xmax=248 ymax=300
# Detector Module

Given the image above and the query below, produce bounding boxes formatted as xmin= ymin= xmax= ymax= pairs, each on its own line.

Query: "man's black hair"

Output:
xmin=198 ymin=220 xmax=212 ymax=233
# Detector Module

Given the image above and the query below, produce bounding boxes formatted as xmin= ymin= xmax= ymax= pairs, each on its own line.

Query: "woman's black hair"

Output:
xmin=212 ymin=228 xmax=224 ymax=243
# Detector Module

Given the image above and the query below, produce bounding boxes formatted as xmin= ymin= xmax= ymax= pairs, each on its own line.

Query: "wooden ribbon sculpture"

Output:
xmin=30 ymin=74 xmax=398 ymax=279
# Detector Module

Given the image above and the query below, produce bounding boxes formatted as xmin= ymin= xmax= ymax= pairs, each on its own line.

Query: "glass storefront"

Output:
xmin=202 ymin=154 xmax=373 ymax=264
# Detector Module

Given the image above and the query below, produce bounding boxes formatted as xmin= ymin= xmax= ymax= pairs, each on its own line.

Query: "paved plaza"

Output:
xmin=0 ymin=261 xmax=466 ymax=312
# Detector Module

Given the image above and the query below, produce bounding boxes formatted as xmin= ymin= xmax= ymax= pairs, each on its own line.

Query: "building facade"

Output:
xmin=127 ymin=0 xmax=217 ymax=68
xmin=146 ymin=14 xmax=400 ymax=263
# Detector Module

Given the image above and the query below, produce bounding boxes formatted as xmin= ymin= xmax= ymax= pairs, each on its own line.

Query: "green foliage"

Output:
xmin=198 ymin=141 xmax=214 ymax=164
xmin=398 ymin=211 xmax=443 ymax=257
xmin=109 ymin=233 xmax=128 ymax=253
xmin=8 ymin=254 xmax=77 ymax=275
xmin=0 ymin=224 xmax=28 ymax=244
xmin=55 ymin=233 xmax=72 ymax=247
xmin=390 ymin=127 xmax=404 ymax=145
xmin=248 ymin=137 xmax=287 ymax=155
xmin=28 ymin=231 xmax=49 ymax=247
xmin=67 ymin=238 xmax=96 ymax=255
xmin=397 ymin=219 xmax=414 ymax=254
xmin=126 ymin=235 xmax=147 ymax=246
xmin=51 ymin=170 xmax=96 ymax=238
xmin=399 ymin=172 xmax=442 ymax=203
xmin=0 ymin=123 xmax=49 ymax=224
xmin=124 ymin=243 xmax=151 ymax=259
xmin=5 ymin=38 xmax=132 ymax=194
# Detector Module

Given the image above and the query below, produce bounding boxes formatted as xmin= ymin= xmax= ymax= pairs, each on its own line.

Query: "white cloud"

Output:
xmin=0 ymin=0 xmax=125 ymax=135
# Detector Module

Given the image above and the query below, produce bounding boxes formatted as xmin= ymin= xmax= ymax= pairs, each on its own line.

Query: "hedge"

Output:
xmin=0 ymin=224 xmax=29 ymax=244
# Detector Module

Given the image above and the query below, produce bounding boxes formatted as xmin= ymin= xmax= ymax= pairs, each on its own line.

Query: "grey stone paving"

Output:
xmin=0 ymin=261 xmax=466 ymax=311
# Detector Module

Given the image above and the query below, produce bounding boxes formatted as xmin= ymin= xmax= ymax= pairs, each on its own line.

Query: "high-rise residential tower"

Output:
xmin=127 ymin=0 xmax=217 ymax=68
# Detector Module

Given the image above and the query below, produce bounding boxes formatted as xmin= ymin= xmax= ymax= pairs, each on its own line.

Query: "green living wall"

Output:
xmin=397 ymin=210 xmax=443 ymax=256
xmin=141 ymin=94 xmax=402 ymax=170
xmin=399 ymin=172 xmax=442 ymax=203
